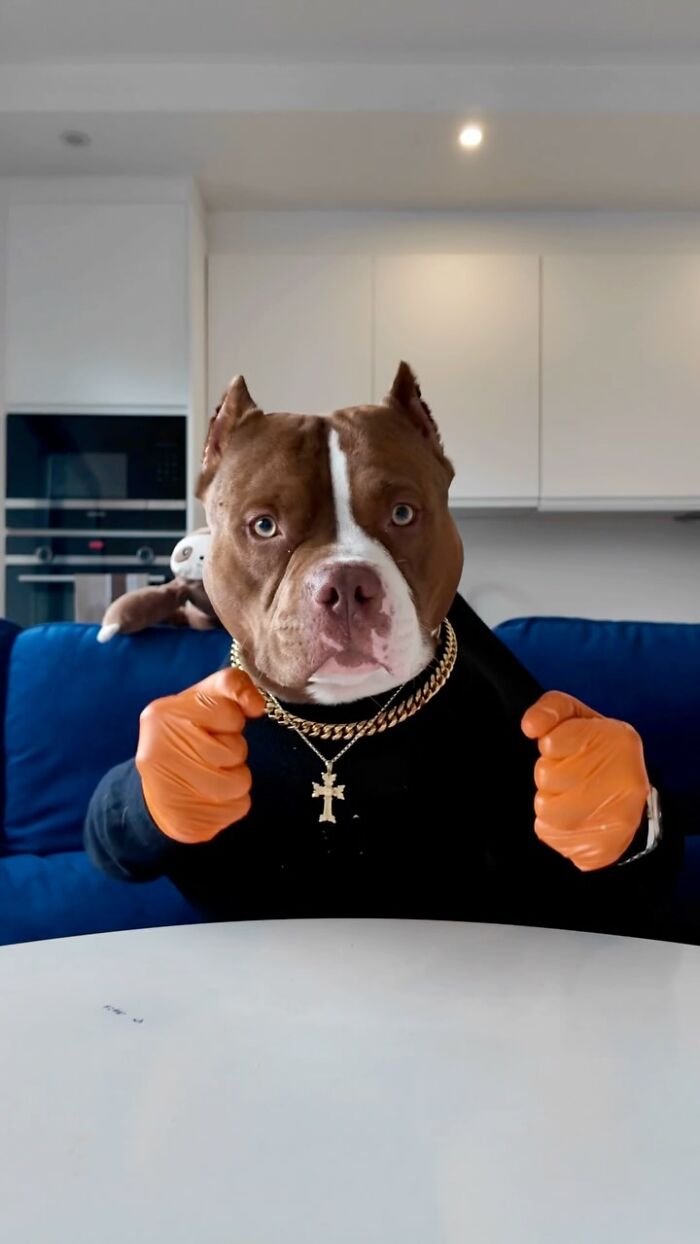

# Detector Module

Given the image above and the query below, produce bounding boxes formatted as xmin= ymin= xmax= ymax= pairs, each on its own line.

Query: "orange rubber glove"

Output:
xmin=136 ymin=669 xmax=266 ymax=844
xmin=521 ymin=690 xmax=650 ymax=872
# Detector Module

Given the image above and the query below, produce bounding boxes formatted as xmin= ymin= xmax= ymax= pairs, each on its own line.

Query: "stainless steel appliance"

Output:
xmin=5 ymin=413 xmax=187 ymax=627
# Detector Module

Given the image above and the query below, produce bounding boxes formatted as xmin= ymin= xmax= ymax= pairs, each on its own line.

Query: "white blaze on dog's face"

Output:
xmin=197 ymin=363 xmax=464 ymax=705
xmin=310 ymin=428 xmax=430 ymax=702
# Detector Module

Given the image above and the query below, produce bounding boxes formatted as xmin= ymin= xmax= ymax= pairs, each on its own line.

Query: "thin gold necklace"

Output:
xmin=230 ymin=618 xmax=458 ymax=824
xmin=280 ymin=683 xmax=406 ymax=824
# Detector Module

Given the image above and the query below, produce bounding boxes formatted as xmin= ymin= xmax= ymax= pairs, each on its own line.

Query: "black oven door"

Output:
xmin=6 ymin=566 xmax=167 ymax=629
xmin=6 ymin=569 xmax=76 ymax=627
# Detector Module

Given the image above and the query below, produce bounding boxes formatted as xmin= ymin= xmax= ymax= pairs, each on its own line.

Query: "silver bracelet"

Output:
xmin=617 ymin=787 xmax=663 ymax=866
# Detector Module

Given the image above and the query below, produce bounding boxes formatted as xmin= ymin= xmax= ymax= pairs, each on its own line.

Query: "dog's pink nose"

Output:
xmin=314 ymin=564 xmax=382 ymax=625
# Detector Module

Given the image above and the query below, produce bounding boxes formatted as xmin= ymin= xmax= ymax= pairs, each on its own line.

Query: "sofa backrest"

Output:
xmin=0 ymin=619 xmax=22 ymax=831
xmin=495 ymin=616 xmax=700 ymax=822
xmin=3 ymin=624 xmax=231 ymax=855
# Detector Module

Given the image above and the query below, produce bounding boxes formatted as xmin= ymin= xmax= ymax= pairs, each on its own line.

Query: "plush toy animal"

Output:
xmin=97 ymin=527 xmax=220 ymax=642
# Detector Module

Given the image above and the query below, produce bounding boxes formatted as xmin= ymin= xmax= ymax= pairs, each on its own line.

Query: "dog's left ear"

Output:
xmin=384 ymin=361 xmax=445 ymax=452
xmin=196 ymin=375 xmax=261 ymax=499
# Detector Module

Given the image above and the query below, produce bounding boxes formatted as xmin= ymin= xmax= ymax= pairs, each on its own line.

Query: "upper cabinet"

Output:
xmin=6 ymin=203 xmax=189 ymax=410
xmin=205 ymin=249 xmax=700 ymax=510
xmin=374 ymin=255 xmax=540 ymax=505
xmin=542 ymin=256 xmax=700 ymax=507
xmin=208 ymin=255 xmax=373 ymax=415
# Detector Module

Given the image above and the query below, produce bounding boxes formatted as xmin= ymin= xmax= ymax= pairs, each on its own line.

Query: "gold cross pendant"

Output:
xmin=312 ymin=763 xmax=345 ymax=824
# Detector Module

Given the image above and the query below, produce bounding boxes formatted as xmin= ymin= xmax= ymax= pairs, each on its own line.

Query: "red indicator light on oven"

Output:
xmin=88 ymin=540 xmax=105 ymax=550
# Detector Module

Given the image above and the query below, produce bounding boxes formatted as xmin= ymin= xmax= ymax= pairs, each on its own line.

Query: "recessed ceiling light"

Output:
xmin=459 ymin=124 xmax=484 ymax=150
xmin=60 ymin=130 xmax=91 ymax=148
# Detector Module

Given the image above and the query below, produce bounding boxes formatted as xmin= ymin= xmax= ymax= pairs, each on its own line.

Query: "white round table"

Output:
xmin=2 ymin=919 xmax=700 ymax=1243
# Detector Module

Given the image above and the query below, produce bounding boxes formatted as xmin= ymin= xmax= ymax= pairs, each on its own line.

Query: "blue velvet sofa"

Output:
xmin=0 ymin=615 xmax=698 ymax=945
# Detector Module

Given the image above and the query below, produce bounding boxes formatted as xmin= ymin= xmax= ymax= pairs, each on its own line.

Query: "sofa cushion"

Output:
xmin=495 ymin=616 xmax=700 ymax=816
xmin=3 ymin=623 xmax=231 ymax=855
xmin=0 ymin=850 xmax=202 ymax=945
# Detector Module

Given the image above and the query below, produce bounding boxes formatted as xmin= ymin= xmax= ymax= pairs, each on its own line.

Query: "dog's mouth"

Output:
xmin=308 ymin=656 xmax=386 ymax=686
xmin=244 ymin=621 xmax=433 ymax=705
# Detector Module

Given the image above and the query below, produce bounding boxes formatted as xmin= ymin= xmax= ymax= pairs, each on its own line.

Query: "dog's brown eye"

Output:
xmin=391 ymin=504 xmax=415 ymax=527
xmin=251 ymin=515 xmax=278 ymax=539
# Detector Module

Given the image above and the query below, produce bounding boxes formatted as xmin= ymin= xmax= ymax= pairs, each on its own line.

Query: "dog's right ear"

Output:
xmin=196 ymin=375 xmax=261 ymax=498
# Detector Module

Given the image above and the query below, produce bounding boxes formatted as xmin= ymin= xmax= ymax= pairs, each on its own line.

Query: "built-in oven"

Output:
xmin=5 ymin=413 xmax=187 ymax=627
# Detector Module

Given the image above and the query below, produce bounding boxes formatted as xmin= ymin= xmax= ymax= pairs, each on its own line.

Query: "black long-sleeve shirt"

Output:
xmin=84 ymin=595 xmax=682 ymax=938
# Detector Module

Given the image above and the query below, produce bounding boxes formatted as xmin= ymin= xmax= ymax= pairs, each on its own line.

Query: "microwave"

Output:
xmin=6 ymin=413 xmax=186 ymax=506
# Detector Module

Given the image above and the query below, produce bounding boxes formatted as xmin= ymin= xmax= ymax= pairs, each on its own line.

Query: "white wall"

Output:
xmin=209 ymin=209 xmax=700 ymax=626
xmin=457 ymin=512 xmax=700 ymax=627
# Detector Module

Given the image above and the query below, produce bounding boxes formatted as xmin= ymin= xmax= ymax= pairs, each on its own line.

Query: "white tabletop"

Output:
xmin=2 ymin=919 xmax=700 ymax=1244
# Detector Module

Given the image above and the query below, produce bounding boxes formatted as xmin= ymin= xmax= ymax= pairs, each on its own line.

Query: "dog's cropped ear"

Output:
xmin=196 ymin=375 xmax=261 ymax=498
xmin=384 ymin=361 xmax=445 ymax=452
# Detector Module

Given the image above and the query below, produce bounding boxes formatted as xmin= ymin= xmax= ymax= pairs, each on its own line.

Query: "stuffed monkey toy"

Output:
xmin=97 ymin=528 xmax=220 ymax=642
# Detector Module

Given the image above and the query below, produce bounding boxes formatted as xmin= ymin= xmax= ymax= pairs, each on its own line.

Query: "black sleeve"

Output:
xmin=84 ymin=655 xmax=234 ymax=886
xmin=548 ymin=790 xmax=683 ymax=941
xmin=83 ymin=759 xmax=179 ymax=882
xmin=83 ymin=759 xmax=261 ymax=919
xmin=450 ymin=595 xmax=683 ymax=939
xmin=490 ymin=733 xmax=684 ymax=939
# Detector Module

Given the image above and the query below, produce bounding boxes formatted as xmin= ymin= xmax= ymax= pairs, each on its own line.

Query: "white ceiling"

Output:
xmin=5 ymin=110 xmax=700 ymax=211
xmin=3 ymin=1 xmax=700 ymax=210
xmin=2 ymin=0 xmax=700 ymax=64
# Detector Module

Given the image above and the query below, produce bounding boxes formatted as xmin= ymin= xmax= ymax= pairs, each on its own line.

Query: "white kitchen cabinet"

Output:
xmin=208 ymin=255 xmax=372 ymax=415
xmin=373 ymin=255 xmax=540 ymax=505
xmin=6 ymin=202 xmax=188 ymax=410
xmin=542 ymin=256 xmax=700 ymax=507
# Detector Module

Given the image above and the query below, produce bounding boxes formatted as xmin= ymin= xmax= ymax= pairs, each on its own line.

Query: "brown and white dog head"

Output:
xmin=197 ymin=363 xmax=463 ymax=704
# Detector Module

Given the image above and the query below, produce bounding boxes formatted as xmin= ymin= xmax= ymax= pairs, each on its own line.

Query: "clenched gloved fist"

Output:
xmin=521 ymin=691 xmax=650 ymax=872
xmin=136 ymin=669 xmax=266 ymax=844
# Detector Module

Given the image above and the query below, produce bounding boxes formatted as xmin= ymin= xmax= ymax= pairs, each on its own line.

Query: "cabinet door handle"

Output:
xmin=18 ymin=574 xmax=77 ymax=584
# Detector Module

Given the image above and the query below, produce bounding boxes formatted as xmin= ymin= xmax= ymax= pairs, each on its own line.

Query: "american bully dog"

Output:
xmin=85 ymin=364 xmax=677 ymax=937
